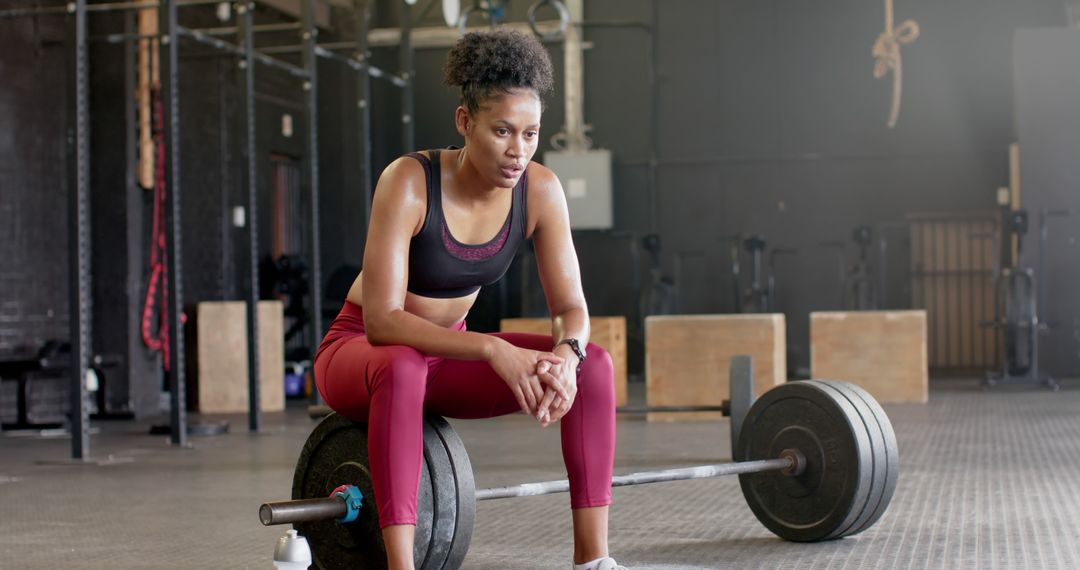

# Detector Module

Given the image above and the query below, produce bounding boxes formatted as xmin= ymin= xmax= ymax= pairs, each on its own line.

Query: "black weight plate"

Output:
xmin=736 ymin=381 xmax=873 ymax=542
xmin=417 ymin=418 xmax=457 ymax=570
xmin=832 ymin=381 xmax=899 ymax=536
xmin=427 ymin=417 xmax=476 ymax=570
xmin=291 ymin=414 xmax=453 ymax=570
xmin=803 ymin=381 xmax=887 ymax=539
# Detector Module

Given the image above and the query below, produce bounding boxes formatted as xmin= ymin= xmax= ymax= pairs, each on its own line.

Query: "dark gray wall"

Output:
xmin=379 ymin=0 xmax=1068 ymax=374
xmin=1013 ymin=28 xmax=1080 ymax=376
xmin=0 ymin=17 xmax=70 ymax=361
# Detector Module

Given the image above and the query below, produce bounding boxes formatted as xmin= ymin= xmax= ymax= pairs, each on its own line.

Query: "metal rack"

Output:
xmin=1 ymin=0 xmax=413 ymax=460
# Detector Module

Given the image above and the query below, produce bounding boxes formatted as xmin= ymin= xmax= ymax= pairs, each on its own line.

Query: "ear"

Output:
xmin=454 ymin=106 xmax=471 ymax=137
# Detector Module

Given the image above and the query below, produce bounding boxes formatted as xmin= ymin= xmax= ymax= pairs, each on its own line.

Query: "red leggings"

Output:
xmin=314 ymin=301 xmax=616 ymax=528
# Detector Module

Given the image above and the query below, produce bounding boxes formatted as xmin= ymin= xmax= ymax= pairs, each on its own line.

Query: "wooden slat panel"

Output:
xmin=909 ymin=212 xmax=1000 ymax=372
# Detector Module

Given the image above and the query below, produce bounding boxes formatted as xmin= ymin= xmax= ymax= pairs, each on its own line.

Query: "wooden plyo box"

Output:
xmin=499 ymin=316 xmax=628 ymax=407
xmin=186 ymin=301 xmax=285 ymax=414
xmin=645 ymin=314 xmax=786 ymax=422
xmin=810 ymin=310 xmax=928 ymax=404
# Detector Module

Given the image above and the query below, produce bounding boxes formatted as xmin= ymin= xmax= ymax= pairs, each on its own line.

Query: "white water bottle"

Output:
xmin=273 ymin=529 xmax=312 ymax=569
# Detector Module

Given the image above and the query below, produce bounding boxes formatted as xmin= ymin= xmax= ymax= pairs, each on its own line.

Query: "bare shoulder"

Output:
xmin=379 ymin=154 xmax=428 ymax=194
xmin=524 ymin=161 xmax=564 ymax=203
xmin=523 ymin=161 xmax=568 ymax=238
xmin=371 ymin=154 xmax=430 ymax=234
xmin=374 ymin=155 xmax=429 ymax=207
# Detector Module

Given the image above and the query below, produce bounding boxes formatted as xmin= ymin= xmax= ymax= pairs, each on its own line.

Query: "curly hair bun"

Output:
xmin=444 ymin=28 xmax=554 ymax=111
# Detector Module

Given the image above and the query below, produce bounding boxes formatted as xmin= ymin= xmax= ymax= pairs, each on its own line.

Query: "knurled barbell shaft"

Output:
xmin=260 ymin=455 xmax=796 ymax=525
xmin=476 ymin=457 xmax=792 ymax=501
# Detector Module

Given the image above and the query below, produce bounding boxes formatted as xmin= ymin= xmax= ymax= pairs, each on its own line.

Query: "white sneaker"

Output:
xmin=572 ymin=557 xmax=628 ymax=570
xmin=595 ymin=558 xmax=628 ymax=570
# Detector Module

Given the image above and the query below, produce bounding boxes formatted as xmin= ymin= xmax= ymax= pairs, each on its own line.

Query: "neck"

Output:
xmin=453 ymin=146 xmax=508 ymax=199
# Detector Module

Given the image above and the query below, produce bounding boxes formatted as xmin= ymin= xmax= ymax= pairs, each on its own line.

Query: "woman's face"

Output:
xmin=457 ymin=88 xmax=542 ymax=189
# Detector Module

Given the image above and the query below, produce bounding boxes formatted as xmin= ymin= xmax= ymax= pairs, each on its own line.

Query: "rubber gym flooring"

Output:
xmin=1 ymin=378 xmax=1078 ymax=569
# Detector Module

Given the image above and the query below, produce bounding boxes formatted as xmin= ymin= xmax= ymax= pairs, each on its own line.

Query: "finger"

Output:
xmin=538 ymin=388 xmax=557 ymax=419
xmin=521 ymin=380 xmax=538 ymax=415
xmin=536 ymin=360 xmax=551 ymax=376
xmin=512 ymin=385 xmax=531 ymax=416
xmin=538 ymin=368 xmax=571 ymax=401
xmin=528 ymin=377 xmax=545 ymax=416
xmin=547 ymin=398 xmax=571 ymax=423
xmin=553 ymin=390 xmax=575 ymax=422
xmin=537 ymin=352 xmax=565 ymax=365
xmin=535 ymin=364 xmax=570 ymax=392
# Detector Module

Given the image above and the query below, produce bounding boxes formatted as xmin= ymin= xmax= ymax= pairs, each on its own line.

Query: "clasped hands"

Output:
xmin=490 ymin=341 xmax=578 ymax=428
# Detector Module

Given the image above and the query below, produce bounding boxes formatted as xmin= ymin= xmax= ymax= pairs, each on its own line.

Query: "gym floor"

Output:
xmin=2 ymin=378 xmax=1079 ymax=570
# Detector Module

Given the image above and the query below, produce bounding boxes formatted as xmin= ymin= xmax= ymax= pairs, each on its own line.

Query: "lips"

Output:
xmin=500 ymin=164 xmax=524 ymax=179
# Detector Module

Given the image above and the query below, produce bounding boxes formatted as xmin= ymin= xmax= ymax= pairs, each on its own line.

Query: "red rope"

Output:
xmin=141 ymin=87 xmax=171 ymax=371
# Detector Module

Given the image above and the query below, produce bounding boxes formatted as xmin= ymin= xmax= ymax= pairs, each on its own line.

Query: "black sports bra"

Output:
xmin=404 ymin=149 xmax=528 ymax=298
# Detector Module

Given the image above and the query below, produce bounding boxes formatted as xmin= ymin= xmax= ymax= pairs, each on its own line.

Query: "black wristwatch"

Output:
xmin=555 ymin=338 xmax=586 ymax=373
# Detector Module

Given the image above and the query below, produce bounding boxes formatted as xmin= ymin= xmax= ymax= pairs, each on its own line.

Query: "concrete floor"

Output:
xmin=2 ymin=378 xmax=1080 ymax=569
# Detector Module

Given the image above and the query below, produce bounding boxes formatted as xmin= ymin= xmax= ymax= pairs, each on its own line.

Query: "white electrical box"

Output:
xmin=543 ymin=149 xmax=613 ymax=230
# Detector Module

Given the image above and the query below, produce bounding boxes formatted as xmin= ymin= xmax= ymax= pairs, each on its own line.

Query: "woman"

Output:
xmin=314 ymin=28 xmax=625 ymax=570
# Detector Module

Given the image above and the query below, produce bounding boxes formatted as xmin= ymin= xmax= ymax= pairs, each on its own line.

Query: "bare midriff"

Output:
xmin=345 ymin=272 xmax=478 ymax=329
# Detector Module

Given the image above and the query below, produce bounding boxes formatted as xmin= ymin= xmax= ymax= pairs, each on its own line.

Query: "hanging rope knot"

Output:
xmin=873 ymin=20 xmax=920 ymax=78
xmin=872 ymin=11 xmax=920 ymax=129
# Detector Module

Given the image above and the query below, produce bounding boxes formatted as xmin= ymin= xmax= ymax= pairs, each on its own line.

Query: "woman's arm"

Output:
xmin=529 ymin=165 xmax=591 ymax=362
xmin=528 ymin=165 xmax=593 ymax=425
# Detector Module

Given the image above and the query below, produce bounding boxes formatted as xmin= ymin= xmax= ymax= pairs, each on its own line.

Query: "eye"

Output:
xmin=524 ymin=130 xmax=539 ymax=139
xmin=495 ymin=128 xmax=510 ymax=136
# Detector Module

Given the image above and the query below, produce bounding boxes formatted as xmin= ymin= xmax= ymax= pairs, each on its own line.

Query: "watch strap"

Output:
xmin=555 ymin=338 xmax=586 ymax=373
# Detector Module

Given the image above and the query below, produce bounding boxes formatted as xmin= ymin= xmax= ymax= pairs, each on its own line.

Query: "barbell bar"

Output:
xmin=261 ymin=450 xmax=803 ymax=526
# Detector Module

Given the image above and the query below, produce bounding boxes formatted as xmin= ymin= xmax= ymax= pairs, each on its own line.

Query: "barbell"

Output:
xmin=260 ymin=377 xmax=899 ymax=569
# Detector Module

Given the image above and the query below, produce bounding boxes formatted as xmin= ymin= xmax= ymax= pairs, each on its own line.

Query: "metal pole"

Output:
xmin=560 ymin=0 xmax=586 ymax=151
xmin=238 ymin=1 xmax=261 ymax=433
xmin=477 ymin=458 xmax=794 ymax=501
xmin=355 ymin=0 xmax=373 ymax=223
xmin=69 ymin=0 xmax=92 ymax=460
xmin=399 ymin=1 xmax=414 ymax=151
xmin=302 ymin=0 xmax=324 ymax=405
xmin=1 ymin=0 xmax=287 ymax=19
xmin=1 ymin=5 xmax=69 ymax=18
xmin=178 ymin=26 xmax=309 ymax=79
xmin=191 ymin=22 xmax=302 ymax=36
xmin=260 ymin=496 xmax=348 ymax=526
xmin=123 ymin=8 xmax=145 ymax=417
xmin=161 ymin=0 xmax=188 ymax=447
xmin=647 ymin=0 xmax=659 ymax=234
xmin=615 ymin=405 xmax=727 ymax=414
xmin=258 ymin=456 xmax=796 ymax=525
xmin=1038 ymin=209 xmax=1047 ymax=325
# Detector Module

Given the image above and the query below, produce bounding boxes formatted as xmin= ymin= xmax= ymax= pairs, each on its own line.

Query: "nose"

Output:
xmin=507 ymin=136 xmax=526 ymax=158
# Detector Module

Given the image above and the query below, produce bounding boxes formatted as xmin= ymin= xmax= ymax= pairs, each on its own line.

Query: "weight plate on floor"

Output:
xmin=427 ymin=416 xmax=476 ymax=570
xmin=736 ymin=380 xmax=873 ymax=542
xmin=291 ymin=414 xmax=469 ymax=569
xmin=830 ymin=381 xmax=899 ymax=536
xmin=803 ymin=381 xmax=889 ymax=539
